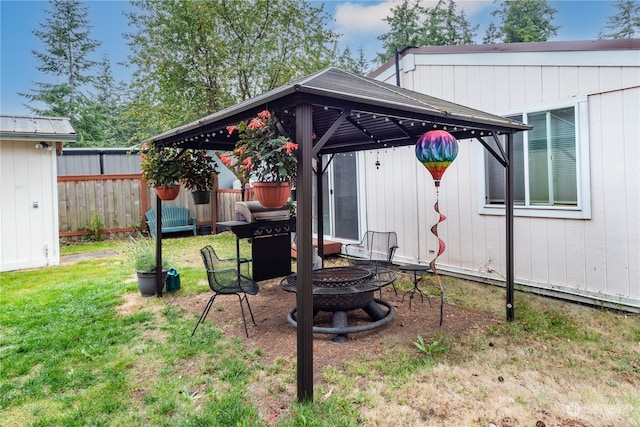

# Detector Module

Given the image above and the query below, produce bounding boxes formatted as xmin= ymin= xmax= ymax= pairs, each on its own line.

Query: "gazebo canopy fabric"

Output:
xmin=147 ymin=67 xmax=530 ymax=402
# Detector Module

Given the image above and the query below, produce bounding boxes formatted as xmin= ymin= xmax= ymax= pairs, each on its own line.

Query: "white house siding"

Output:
xmin=0 ymin=139 xmax=60 ymax=271
xmin=368 ymin=43 xmax=640 ymax=310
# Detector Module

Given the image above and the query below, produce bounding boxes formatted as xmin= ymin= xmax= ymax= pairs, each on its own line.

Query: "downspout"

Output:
xmin=395 ymin=47 xmax=400 ymax=87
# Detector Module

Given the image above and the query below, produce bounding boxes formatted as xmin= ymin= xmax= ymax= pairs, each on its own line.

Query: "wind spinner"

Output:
xmin=415 ymin=130 xmax=459 ymax=325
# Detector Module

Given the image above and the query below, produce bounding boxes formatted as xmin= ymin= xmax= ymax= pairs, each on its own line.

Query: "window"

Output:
xmin=481 ymin=98 xmax=591 ymax=219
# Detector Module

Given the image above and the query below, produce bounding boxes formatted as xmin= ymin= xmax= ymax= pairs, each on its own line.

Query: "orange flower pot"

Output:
xmin=155 ymin=185 xmax=181 ymax=200
xmin=252 ymin=182 xmax=291 ymax=208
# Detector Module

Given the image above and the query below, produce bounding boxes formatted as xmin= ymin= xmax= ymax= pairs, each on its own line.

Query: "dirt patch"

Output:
xmin=175 ymin=274 xmax=500 ymax=379
xmin=60 ymin=249 xmax=121 ymax=265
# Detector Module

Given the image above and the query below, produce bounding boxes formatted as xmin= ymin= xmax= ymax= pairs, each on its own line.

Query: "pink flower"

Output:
xmin=219 ymin=153 xmax=232 ymax=166
xmin=283 ymin=141 xmax=298 ymax=154
xmin=242 ymin=157 xmax=252 ymax=170
xmin=226 ymin=125 xmax=237 ymax=135
xmin=246 ymin=118 xmax=264 ymax=130
xmin=257 ymin=110 xmax=271 ymax=119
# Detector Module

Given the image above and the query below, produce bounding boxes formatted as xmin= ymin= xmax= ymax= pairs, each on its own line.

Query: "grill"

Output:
xmin=216 ymin=201 xmax=293 ymax=282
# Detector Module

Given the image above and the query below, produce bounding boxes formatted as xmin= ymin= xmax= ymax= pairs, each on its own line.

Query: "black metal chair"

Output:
xmin=191 ymin=245 xmax=259 ymax=338
xmin=344 ymin=231 xmax=399 ymax=295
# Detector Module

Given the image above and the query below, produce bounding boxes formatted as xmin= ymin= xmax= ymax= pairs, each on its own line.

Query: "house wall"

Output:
xmin=367 ymin=48 xmax=639 ymax=310
xmin=0 ymin=139 xmax=60 ymax=271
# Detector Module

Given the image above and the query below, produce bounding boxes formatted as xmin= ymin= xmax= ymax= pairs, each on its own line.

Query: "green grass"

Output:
xmin=0 ymin=234 xmax=278 ymax=426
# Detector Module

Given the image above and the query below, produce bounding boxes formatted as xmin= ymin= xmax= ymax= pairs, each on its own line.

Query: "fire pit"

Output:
xmin=280 ymin=266 xmax=396 ymax=342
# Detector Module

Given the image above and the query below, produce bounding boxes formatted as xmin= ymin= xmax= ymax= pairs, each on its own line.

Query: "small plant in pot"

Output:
xmin=181 ymin=150 xmax=219 ymax=205
xmin=138 ymin=142 xmax=184 ymax=200
xmin=127 ymin=236 xmax=171 ymax=296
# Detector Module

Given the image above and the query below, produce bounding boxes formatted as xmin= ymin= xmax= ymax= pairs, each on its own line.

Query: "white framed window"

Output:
xmin=479 ymin=98 xmax=591 ymax=219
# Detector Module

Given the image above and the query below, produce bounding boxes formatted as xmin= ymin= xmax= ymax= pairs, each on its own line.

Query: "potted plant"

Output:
xmin=128 ymin=236 xmax=171 ymax=296
xmin=180 ymin=150 xmax=219 ymax=205
xmin=139 ymin=142 xmax=184 ymax=200
xmin=224 ymin=110 xmax=298 ymax=208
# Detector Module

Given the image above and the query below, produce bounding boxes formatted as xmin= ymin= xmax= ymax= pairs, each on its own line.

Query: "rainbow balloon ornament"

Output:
xmin=415 ymin=130 xmax=459 ymax=187
xmin=415 ymin=130 xmax=458 ymax=326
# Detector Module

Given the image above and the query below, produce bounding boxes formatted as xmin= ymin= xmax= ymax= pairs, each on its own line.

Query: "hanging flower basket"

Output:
xmin=253 ymin=182 xmax=291 ymax=208
xmin=191 ymin=189 xmax=211 ymax=205
xmin=155 ymin=185 xmax=181 ymax=200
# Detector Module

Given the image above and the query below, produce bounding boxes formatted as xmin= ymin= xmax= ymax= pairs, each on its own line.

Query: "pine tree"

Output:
xmin=491 ymin=0 xmax=559 ymax=43
xmin=21 ymin=0 xmax=100 ymax=121
xmin=599 ymin=0 xmax=640 ymax=39
xmin=377 ymin=0 xmax=424 ymax=64
xmin=483 ymin=23 xmax=502 ymax=44
xmin=377 ymin=0 xmax=478 ymax=64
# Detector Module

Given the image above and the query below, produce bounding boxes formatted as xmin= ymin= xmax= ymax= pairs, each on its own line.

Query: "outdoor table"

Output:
xmin=354 ymin=263 xmax=398 ymax=297
xmin=399 ymin=265 xmax=432 ymax=308
xmin=280 ymin=266 xmax=395 ymax=342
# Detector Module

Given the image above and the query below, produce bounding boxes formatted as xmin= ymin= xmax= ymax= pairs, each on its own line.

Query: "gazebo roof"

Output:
xmin=147 ymin=67 xmax=529 ymax=153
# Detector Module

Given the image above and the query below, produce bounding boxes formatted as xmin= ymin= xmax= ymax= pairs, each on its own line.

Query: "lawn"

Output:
xmin=1 ymin=234 xmax=639 ymax=426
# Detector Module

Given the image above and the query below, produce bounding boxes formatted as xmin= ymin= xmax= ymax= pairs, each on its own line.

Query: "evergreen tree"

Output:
xmin=77 ymin=55 xmax=136 ymax=147
xmin=599 ymin=0 xmax=640 ymax=39
xmin=483 ymin=22 xmax=502 ymax=44
xmin=337 ymin=47 xmax=372 ymax=76
xmin=377 ymin=0 xmax=478 ymax=64
xmin=491 ymin=0 xmax=559 ymax=43
xmin=21 ymin=0 xmax=100 ymax=122
xmin=377 ymin=0 xmax=424 ymax=64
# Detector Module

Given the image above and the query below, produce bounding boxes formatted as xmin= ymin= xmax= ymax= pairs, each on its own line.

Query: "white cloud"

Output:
xmin=333 ymin=1 xmax=492 ymax=42
xmin=333 ymin=1 xmax=394 ymax=39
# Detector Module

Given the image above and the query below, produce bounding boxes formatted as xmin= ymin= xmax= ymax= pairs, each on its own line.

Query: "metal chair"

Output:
xmin=191 ymin=245 xmax=259 ymax=338
xmin=344 ymin=231 xmax=399 ymax=295
xmin=344 ymin=231 xmax=399 ymax=266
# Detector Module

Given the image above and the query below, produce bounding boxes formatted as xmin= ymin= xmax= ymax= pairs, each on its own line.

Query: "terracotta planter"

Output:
xmin=252 ymin=182 xmax=291 ymax=208
xmin=155 ymin=185 xmax=180 ymax=200
xmin=191 ymin=190 xmax=210 ymax=205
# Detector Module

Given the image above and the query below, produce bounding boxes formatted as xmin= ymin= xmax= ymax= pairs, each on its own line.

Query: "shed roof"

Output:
xmin=0 ymin=115 xmax=76 ymax=142
xmin=148 ymin=67 xmax=530 ymax=154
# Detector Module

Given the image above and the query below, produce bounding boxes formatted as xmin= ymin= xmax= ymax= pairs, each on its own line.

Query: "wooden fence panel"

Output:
xmin=58 ymin=174 xmax=228 ymax=238
xmin=58 ymin=174 xmax=145 ymax=237
xmin=217 ymin=189 xmax=244 ymax=222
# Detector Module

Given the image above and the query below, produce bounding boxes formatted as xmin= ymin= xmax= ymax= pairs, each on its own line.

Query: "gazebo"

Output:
xmin=145 ymin=67 xmax=530 ymax=401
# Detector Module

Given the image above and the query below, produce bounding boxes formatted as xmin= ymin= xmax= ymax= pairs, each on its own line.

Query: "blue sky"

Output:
xmin=1 ymin=0 xmax=619 ymax=116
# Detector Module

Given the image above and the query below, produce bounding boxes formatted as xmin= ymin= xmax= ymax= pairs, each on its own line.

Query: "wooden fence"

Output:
xmin=57 ymin=174 xmax=245 ymax=238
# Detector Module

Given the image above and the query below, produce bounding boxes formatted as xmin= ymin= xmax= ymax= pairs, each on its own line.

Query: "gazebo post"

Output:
xmin=155 ymin=194 xmax=163 ymax=297
xmin=295 ymin=103 xmax=314 ymax=402
xmin=505 ymin=133 xmax=514 ymax=321
xmin=315 ymin=156 xmax=324 ymax=265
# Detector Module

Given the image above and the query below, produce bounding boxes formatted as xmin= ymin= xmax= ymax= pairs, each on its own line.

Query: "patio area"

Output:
xmin=175 ymin=257 xmax=501 ymax=378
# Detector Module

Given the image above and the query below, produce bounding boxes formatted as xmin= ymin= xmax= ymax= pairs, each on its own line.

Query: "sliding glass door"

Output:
xmin=312 ymin=153 xmax=360 ymax=241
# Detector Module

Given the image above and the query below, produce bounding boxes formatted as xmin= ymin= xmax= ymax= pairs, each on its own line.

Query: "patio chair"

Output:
xmin=191 ymin=245 xmax=259 ymax=339
xmin=344 ymin=231 xmax=399 ymax=265
xmin=344 ymin=231 xmax=399 ymax=295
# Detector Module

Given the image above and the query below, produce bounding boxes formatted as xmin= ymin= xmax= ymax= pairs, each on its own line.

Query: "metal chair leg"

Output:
xmin=243 ymin=295 xmax=257 ymax=326
xmin=236 ymin=294 xmax=251 ymax=339
xmin=191 ymin=295 xmax=217 ymax=336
